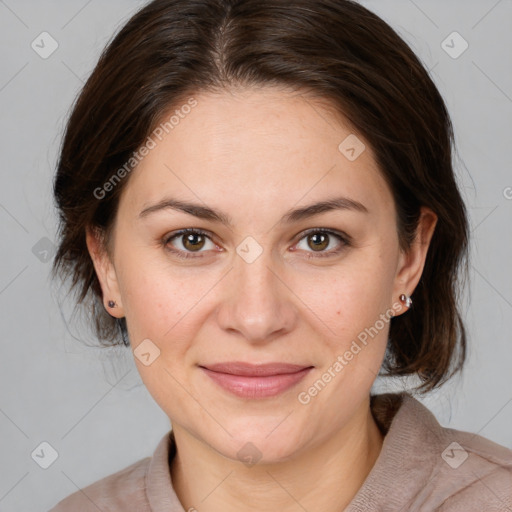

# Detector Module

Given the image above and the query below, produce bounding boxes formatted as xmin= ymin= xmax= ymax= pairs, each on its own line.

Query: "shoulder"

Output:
xmin=352 ymin=393 xmax=512 ymax=511
xmin=48 ymin=455 xmax=151 ymax=512
xmin=431 ymin=426 xmax=512 ymax=510
xmin=395 ymin=393 xmax=512 ymax=509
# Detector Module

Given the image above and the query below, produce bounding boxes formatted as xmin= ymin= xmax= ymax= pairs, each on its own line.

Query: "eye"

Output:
xmin=162 ymin=227 xmax=351 ymax=260
xmin=163 ymin=228 xmax=217 ymax=259
xmin=293 ymin=229 xmax=350 ymax=258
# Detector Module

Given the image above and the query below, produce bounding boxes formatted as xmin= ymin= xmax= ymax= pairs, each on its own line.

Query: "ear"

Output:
xmin=392 ymin=206 xmax=437 ymax=316
xmin=85 ymin=225 xmax=125 ymax=317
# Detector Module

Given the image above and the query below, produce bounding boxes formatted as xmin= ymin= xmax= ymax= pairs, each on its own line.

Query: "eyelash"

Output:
xmin=162 ymin=228 xmax=351 ymax=260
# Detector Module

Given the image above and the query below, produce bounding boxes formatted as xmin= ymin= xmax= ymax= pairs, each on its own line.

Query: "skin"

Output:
xmin=87 ymin=86 xmax=437 ymax=512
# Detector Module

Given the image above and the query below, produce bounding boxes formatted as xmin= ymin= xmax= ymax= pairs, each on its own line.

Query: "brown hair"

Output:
xmin=51 ymin=0 xmax=469 ymax=393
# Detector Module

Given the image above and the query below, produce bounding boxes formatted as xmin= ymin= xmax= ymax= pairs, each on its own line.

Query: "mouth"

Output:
xmin=199 ymin=362 xmax=314 ymax=399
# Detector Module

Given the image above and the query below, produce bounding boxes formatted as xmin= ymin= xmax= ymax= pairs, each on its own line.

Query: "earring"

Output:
xmin=399 ymin=294 xmax=412 ymax=308
xmin=107 ymin=300 xmax=117 ymax=308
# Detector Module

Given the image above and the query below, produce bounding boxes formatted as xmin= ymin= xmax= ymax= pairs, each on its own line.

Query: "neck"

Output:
xmin=170 ymin=397 xmax=384 ymax=512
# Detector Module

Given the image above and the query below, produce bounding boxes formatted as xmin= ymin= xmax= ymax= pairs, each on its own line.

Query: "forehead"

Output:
xmin=118 ymin=87 xmax=393 ymax=222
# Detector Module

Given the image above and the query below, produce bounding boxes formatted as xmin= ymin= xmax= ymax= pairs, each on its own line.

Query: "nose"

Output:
xmin=215 ymin=249 xmax=298 ymax=344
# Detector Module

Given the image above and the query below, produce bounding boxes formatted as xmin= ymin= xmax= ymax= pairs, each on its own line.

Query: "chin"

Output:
xmin=208 ymin=417 xmax=305 ymax=466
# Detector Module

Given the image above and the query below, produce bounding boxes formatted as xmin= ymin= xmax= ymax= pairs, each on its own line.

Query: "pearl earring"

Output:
xmin=399 ymin=294 xmax=412 ymax=308
xmin=108 ymin=300 xmax=117 ymax=308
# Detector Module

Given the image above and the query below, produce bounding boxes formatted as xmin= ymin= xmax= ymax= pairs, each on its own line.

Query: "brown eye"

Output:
xmin=294 ymin=229 xmax=350 ymax=258
xmin=307 ymin=232 xmax=329 ymax=251
xmin=163 ymin=228 xmax=216 ymax=259
xmin=182 ymin=232 xmax=206 ymax=251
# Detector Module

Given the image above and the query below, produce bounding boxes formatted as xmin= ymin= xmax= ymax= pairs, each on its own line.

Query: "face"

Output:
xmin=88 ymin=87 xmax=436 ymax=463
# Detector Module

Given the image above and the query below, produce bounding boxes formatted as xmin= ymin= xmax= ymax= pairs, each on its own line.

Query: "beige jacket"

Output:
xmin=48 ymin=392 xmax=512 ymax=511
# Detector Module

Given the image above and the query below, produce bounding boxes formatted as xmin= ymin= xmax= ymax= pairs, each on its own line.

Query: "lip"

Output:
xmin=199 ymin=362 xmax=313 ymax=399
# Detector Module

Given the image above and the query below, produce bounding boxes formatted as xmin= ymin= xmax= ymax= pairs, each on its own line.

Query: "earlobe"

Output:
xmin=85 ymin=225 xmax=124 ymax=317
xmin=393 ymin=206 xmax=437 ymax=315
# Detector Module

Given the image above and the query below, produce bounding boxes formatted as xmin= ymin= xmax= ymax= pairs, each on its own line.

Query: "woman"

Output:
xmin=49 ymin=0 xmax=512 ymax=510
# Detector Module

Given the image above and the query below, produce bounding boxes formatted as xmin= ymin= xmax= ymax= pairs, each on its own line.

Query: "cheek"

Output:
xmin=291 ymin=254 xmax=394 ymax=418
xmin=115 ymin=259 xmax=197 ymax=387
xmin=117 ymin=244 xmax=202 ymax=336
xmin=120 ymin=270 xmax=180 ymax=338
xmin=291 ymin=250 xmax=395 ymax=341
xmin=119 ymin=264 xmax=200 ymax=415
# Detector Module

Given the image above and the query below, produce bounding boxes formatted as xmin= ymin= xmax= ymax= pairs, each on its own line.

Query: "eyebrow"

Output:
xmin=138 ymin=196 xmax=369 ymax=226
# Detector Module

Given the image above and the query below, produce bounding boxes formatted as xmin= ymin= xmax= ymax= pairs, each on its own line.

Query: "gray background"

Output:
xmin=0 ymin=1 xmax=510 ymax=510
